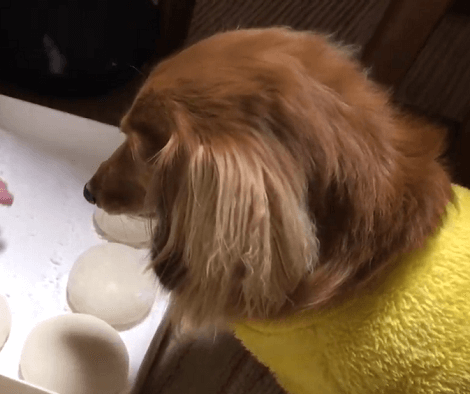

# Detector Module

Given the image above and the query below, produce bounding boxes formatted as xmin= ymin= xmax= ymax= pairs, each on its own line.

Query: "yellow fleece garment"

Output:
xmin=234 ymin=185 xmax=470 ymax=394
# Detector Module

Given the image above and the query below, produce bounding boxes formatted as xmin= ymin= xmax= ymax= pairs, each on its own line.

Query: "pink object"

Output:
xmin=0 ymin=180 xmax=13 ymax=206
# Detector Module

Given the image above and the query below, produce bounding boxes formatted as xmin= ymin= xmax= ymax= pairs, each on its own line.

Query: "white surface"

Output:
xmin=67 ymin=243 xmax=158 ymax=330
xmin=20 ymin=314 xmax=129 ymax=394
xmin=0 ymin=94 xmax=169 ymax=393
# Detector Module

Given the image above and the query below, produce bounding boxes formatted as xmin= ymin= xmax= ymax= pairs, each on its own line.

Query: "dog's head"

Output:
xmin=85 ymin=28 xmax=452 ymax=329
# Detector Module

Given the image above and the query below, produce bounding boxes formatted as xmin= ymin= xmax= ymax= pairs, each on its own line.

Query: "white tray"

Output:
xmin=0 ymin=94 xmax=169 ymax=394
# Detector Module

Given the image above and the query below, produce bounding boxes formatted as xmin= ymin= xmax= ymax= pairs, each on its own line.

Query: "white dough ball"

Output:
xmin=67 ymin=243 xmax=158 ymax=330
xmin=93 ymin=208 xmax=153 ymax=248
xmin=0 ymin=295 xmax=11 ymax=351
xmin=20 ymin=314 xmax=128 ymax=394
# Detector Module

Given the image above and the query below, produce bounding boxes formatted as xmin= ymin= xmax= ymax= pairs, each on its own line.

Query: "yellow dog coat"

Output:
xmin=234 ymin=185 xmax=470 ymax=394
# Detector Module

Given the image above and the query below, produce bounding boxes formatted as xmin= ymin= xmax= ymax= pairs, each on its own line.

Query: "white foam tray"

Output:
xmin=0 ymin=94 xmax=170 ymax=394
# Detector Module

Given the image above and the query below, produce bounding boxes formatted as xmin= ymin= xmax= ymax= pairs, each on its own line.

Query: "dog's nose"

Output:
xmin=83 ymin=184 xmax=96 ymax=204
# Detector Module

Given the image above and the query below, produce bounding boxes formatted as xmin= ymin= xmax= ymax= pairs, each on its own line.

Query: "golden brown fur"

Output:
xmin=85 ymin=27 xmax=452 ymax=330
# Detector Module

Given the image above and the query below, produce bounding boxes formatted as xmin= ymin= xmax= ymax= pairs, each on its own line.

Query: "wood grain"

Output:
xmin=362 ymin=0 xmax=454 ymax=87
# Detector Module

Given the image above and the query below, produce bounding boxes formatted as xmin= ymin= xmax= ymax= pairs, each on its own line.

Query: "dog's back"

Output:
xmin=235 ymin=185 xmax=470 ymax=394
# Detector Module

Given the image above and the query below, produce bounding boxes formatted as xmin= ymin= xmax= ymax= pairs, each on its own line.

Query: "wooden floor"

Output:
xmin=397 ymin=13 xmax=470 ymax=123
xmin=186 ymin=0 xmax=390 ymax=49
xmin=140 ymin=332 xmax=286 ymax=394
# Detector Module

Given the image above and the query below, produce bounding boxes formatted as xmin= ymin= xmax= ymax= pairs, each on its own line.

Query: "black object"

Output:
xmin=0 ymin=0 xmax=161 ymax=96
xmin=450 ymin=0 xmax=470 ymax=17
xmin=83 ymin=184 xmax=96 ymax=205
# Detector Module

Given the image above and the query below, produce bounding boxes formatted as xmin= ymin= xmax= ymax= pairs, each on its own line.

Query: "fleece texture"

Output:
xmin=234 ymin=185 xmax=470 ymax=394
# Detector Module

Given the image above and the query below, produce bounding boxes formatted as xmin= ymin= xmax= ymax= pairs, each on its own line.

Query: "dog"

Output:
xmin=84 ymin=28 xmax=470 ymax=393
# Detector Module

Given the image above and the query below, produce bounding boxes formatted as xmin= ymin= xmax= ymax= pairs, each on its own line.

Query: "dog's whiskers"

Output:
xmin=128 ymin=64 xmax=144 ymax=76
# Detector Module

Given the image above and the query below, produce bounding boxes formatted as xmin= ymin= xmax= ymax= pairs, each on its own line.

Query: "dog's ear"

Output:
xmin=149 ymin=132 xmax=318 ymax=327
xmin=291 ymin=107 xmax=453 ymax=312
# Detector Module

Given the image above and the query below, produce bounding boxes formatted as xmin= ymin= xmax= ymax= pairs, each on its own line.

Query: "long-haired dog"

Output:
xmin=84 ymin=28 xmax=470 ymax=393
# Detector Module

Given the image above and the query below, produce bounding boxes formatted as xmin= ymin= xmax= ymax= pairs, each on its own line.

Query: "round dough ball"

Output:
xmin=93 ymin=208 xmax=153 ymax=248
xmin=20 ymin=314 xmax=128 ymax=394
xmin=0 ymin=295 xmax=11 ymax=351
xmin=67 ymin=243 xmax=158 ymax=330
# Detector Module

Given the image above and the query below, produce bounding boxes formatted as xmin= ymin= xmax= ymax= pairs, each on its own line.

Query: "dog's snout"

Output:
xmin=83 ymin=184 xmax=96 ymax=205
